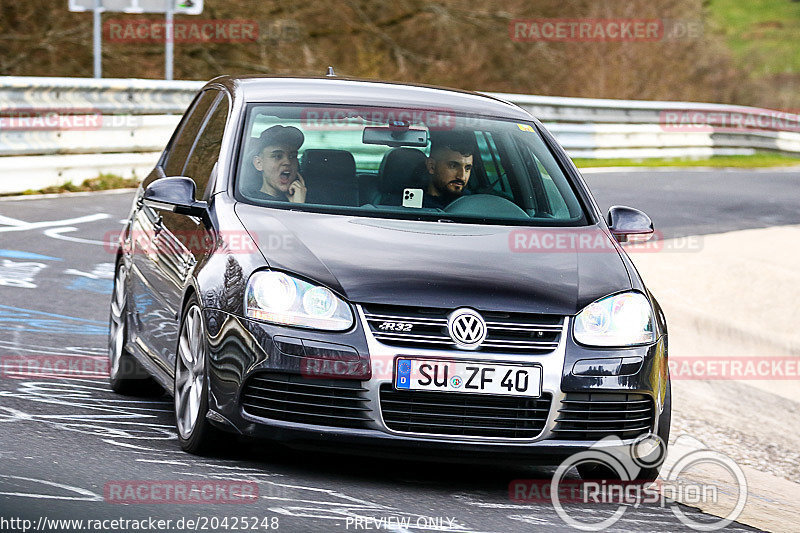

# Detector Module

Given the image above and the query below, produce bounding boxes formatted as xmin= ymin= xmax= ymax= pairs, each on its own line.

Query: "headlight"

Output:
xmin=573 ymin=292 xmax=655 ymax=346
xmin=245 ymin=271 xmax=353 ymax=331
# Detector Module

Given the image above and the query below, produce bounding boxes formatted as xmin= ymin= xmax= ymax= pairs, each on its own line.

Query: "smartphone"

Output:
xmin=402 ymin=188 xmax=423 ymax=208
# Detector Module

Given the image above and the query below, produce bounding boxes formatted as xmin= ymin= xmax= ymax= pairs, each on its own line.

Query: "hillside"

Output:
xmin=707 ymin=0 xmax=800 ymax=109
xmin=0 ymin=0 xmax=796 ymax=109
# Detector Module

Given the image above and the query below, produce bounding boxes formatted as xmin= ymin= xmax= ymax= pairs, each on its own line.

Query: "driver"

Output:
xmin=251 ymin=125 xmax=307 ymax=203
xmin=422 ymin=131 xmax=474 ymax=209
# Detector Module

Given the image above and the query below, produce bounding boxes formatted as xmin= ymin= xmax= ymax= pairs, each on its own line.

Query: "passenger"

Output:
xmin=251 ymin=125 xmax=307 ymax=203
xmin=422 ymin=131 xmax=474 ymax=209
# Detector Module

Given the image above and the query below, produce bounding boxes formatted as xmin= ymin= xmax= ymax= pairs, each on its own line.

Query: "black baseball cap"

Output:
xmin=254 ymin=125 xmax=304 ymax=152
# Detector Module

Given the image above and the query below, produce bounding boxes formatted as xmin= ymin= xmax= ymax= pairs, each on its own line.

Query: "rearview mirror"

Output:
xmin=143 ymin=177 xmax=208 ymax=218
xmin=607 ymin=205 xmax=654 ymax=243
xmin=362 ymin=126 xmax=428 ymax=147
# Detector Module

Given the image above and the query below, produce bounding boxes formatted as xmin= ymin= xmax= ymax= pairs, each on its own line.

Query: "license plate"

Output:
xmin=394 ymin=358 xmax=542 ymax=397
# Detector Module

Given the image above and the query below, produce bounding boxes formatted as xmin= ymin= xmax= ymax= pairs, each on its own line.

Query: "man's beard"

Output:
xmin=439 ymin=181 xmax=466 ymax=202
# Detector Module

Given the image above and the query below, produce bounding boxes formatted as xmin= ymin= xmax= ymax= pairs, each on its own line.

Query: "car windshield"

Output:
xmin=235 ymin=103 xmax=587 ymax=226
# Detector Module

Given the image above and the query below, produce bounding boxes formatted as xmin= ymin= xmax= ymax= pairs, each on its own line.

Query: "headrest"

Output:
xmin=238 ymin=150 xmax=264 ymax=198
xmin=378 ymin=147 xmax=427 ymax=194
xmin=301 ymin=149 xmax=356 ymax=176
xmin=299 ymin=149 xmax=358 ymax=206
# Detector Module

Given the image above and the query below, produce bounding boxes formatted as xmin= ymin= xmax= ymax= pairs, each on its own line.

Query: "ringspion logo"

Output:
xmin=517 ymin=435 xmax=748 ymax=531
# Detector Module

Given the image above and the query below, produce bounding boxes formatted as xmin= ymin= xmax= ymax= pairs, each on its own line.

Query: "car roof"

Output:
xmin=207 ymin=75 xmax=534 ymax=121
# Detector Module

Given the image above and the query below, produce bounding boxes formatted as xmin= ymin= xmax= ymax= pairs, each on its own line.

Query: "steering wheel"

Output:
xmin=444 ymin=194 xmax=529 ymax=219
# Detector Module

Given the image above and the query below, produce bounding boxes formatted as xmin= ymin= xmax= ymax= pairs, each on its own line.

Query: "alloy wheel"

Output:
xmin=175 ymin=305 xmax=206 ymax=440
xmin=108 ymin=266 xmax=127 ymax=379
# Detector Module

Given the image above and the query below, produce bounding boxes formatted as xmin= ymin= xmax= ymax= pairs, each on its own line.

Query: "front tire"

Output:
xmin=174 ymin=295 xmax=223 ymax=454
xmin=108 ymin=260 xmax=160 ymax=395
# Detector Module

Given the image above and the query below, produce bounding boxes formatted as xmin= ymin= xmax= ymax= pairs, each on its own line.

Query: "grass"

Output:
xmin=573 ymin=152 xmax=800 ymax=168
xmin=707 ymin=0 xmax=800 ymax=76
xmin=11 ymin=173 xmax=140 ymax=196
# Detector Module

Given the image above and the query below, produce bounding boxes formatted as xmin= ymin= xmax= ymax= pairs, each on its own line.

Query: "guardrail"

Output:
xmin=1 ymin=76 xmax=799 ymax=194
xmin=0 ymin=76 xmax=200 ymax=115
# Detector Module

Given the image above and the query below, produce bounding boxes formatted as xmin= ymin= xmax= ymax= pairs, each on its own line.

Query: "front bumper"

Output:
xmin=203 ymin=305 xmax=668 ymax=463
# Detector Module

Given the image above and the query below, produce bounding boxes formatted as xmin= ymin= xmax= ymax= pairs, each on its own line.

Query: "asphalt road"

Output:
xmin=583 ymin=167 xmax=800 ymax=239
xmin=3 ymin=168 xmax=794 ymax=532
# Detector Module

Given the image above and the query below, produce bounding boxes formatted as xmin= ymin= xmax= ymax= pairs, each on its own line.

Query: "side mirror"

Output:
xmin=142 ymin=177 xmax=208 ymax=218
xmin=607 ymin=205 xmax=654 ymax=243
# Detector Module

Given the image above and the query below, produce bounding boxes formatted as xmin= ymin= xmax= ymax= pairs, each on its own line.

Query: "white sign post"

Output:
xmin=68 ymin=0 xmax=204 ymax=79
xmin=165 ymin=1 xmax=174 ymax=80
xmin=93 ymin=0 xmax=102 ymax=78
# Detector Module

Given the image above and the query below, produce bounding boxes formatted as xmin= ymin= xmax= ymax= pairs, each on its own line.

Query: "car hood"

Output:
xmin=235 ymin=204 xmax=632 ymax=315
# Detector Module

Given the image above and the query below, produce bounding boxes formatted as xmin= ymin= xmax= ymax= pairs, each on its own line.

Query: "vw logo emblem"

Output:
xmin=447 ymin=308 xmax=487 ymax=350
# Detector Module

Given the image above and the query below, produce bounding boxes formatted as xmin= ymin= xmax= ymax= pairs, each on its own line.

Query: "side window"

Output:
xmin=162 ymin=89 xmax=219 ymax=177
xmin=536 ymin=159 xmax=569 ymax=218
xmin=475 ymin=131 xmax=512 ymax=198
xmin=183 ymin=95 xmax=230 ymax=200
xmin=513 ymin=135 xmax=579 ymax=219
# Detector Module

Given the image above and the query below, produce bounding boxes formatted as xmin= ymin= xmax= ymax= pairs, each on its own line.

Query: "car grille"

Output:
xmin=380 ymin=385 xmax=552 ymax=438
xmin=241 ymin=373 xmax=372 ymax=429
xmin=362 ymin=304 xmax=563 ymax=353
xmin=551 ymin=393 xmax=655 ymax=440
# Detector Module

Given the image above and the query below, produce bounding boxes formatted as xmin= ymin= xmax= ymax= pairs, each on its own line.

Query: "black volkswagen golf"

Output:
xmin=109 ymin=75 xmax=670 ymax=479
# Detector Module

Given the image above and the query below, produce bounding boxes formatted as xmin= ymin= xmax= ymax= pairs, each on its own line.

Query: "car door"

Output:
xmin=146 ymin=90 xmax=231 ymax=371
xmin=129 ymin=89 xmax=220 ymax=373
